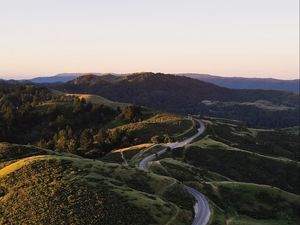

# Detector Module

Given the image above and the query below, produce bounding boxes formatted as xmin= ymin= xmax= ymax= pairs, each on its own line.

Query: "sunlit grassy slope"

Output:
xmin=110 ymin=113 xmax=197 ymax=143
xmin=112 ymin=143 xmax=153 ymax=153
xmin=0 ymin=143 xmax=194 ymax=225
xmin=66 ymin=93 xmax=129 ymax=109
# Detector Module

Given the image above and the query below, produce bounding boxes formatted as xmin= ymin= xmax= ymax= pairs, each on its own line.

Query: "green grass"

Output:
xmin=0 ymin=143 xmax=194 ymax=225
xmin=149 ymin=158 xmax=232 ymax=182
xmin=65 ymin=93 xmax=129 ymax=109
xmin=184 ymin=142 xmax=300 ymax=194
xmin=190 ymin=135 xmax=297 ymax=163
xmin=0 ymin=142 xmax=80 ymax=168
xmin=188 ymin=181 xmax=300 ymax=225
xmin=110 ymin=113 xmax=196 ymax=143
xmin=229 ymin=216 xmax=297 ymax=225
xmin=204 ymin=118 xmax=300 ymax=161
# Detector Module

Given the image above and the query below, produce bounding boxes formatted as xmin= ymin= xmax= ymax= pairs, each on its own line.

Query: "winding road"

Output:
xmin=138 ymin=119 xmax=211 ymax=225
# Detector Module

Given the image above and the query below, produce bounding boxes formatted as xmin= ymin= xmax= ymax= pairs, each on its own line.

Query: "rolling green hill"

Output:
xmin=203 ymin=118 xmax=300 ymax=161
xmin=136 ymin=118 xmax=300 ymax=225
xmin=190 ymin=181 xmax=300 ymax=225
xmin=144 ymin=153 xmax=299 ymax=225
xmin=183 ymin=136 xmax=299 ymax=194
xmin=109 ymin=113 xmax=197 ymax=143
xmin=0 ymin=143 xmax=194 ymax=225
xmin=65 ymin=93 xmax=129 ymax=109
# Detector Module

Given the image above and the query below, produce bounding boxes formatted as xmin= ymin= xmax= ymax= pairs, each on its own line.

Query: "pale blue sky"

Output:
xmin=0 ymin=0 xmax=298 ymax=79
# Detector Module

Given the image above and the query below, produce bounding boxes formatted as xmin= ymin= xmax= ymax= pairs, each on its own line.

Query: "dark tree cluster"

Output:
xmin=118 ymin=105 xmax=143 ymax=122
xmin=0 ymin=83 xmax=144 ymax=158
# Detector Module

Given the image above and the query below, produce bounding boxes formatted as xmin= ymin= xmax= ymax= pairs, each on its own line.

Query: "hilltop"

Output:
xmin=0 ymin=143 xmax=195 ymax=225
xmin=48 ymin=73 xmax=300 ymax=128
xmin=18 ymin=72 xmax=299 ymax=94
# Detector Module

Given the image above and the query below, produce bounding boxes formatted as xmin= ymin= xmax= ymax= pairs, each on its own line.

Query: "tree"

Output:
xmin=151 ymin=135 xmax=161 ymax=144
xmin=67 ymin=138 xmax=78 ymax=153
xmin=120 ymin=105 xmax=142 ymax=122
xmin=80 ymin=129 xmax=93 ymax=150
xmin=54 ymin=129 xmax=67 ymax=151
xmin=3 ymin=105 xmax=15 ymax=126
xmin=163 ymin=134 xmax=173 ymax=143
xmin=95 ymin=129 xmax=108 ymax=144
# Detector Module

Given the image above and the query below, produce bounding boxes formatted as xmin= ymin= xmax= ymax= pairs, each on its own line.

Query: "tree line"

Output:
xmin=0 ymin=83 xmax=144 ymax=158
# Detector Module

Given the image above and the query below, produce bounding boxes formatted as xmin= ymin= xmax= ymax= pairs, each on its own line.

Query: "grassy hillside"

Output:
xmin=65 ymin=93 xmax=129 ymax=109
xmin=148 ymin=158 xmax=232 ymax=183
xmin=204 ymin=118 xmax=300 ymax=161
xmin=189 ymin=182 xmax=300 ymax=225
xmin=0 ymin=142 xmax=81 ymax=169
xmin=109 ymin=113 xmax=197 ymax=143
xmin=134 ymin=118 xmax=300 ymax=225
xmin=0 ymin=143 xmax=194 ymax=225
xmin=142 ymin=153 xmax=299 ymax=225
xmin=168 ymin=118 xmax=300 ymax=194
xmin=101 ymin=144 xmax=165 ymax=166
xmin=183 ymin=137 xmax=299 ymax=194
xmin=137 ymin=151 xmax=300 ymax=225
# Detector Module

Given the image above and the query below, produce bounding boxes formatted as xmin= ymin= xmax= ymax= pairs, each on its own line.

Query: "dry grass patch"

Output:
xmin=112 ymin=143 xmax=153 ymax=153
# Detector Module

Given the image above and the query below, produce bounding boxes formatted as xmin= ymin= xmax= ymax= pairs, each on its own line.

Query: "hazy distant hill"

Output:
xmin=29 ymin=73 xmax=88 ymax=83
xmin=48 ymin=73 xmax=300 ymax=128
xmin=180 ymin=73 xmax=299 ymax=93
xmin=28 ymin=73 xmax=122 ymax=83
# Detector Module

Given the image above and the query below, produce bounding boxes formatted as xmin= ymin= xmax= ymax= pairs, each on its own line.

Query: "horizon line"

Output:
xmin=0 ymin=71 xmax=299 ymax=81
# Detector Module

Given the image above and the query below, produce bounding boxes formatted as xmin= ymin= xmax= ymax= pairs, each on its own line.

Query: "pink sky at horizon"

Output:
xmin=1 ymin=71 xmax=298 ymax=81
xmin=0 ymin=0 xmax=299 ymax=80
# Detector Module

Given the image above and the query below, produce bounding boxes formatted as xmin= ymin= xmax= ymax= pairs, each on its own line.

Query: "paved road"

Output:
xmin=185 ymin=186 xmax=211 ymax=225
xmin=138 ymin=119 xmax=211 ymax=225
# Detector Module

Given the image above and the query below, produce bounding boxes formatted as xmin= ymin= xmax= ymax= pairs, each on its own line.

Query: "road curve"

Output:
xmin=138 ymin=119 xmax=211 ymax=225
xmin=185 ymin=186 xmax=211 ymax=225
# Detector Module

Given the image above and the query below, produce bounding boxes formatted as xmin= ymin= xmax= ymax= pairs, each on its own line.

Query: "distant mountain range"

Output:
xmin=29 ymin=73 xmax=93 ymax=83
xmin=16 ymin=72 xmax=299 ymax=93
xmin=180 ymin=73 xmax=299 ymax=93
xmin=46 ymin=73 xmax=299 ymax=128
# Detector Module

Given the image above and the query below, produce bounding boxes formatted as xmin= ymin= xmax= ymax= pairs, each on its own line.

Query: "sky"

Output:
xmin=0 ymin=0 xmax=299 ymax=79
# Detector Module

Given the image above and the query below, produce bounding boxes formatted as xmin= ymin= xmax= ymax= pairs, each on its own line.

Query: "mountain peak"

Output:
xmin=72 ymin=74 xmax=109 ymax=86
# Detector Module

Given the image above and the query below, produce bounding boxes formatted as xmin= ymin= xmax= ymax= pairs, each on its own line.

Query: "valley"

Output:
xmin=0 ymin=76 xmax=299 ymax=225
xmin=1 ymin=1 xmax=298 ymax=224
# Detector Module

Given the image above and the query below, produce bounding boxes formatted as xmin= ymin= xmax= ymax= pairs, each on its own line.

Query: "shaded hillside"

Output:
xmin=203 ymin=118 xmax=300 ymax=161
xmin=180 ymin=73 xmax=300 ymax=93
xmin=176 ymin=118 xmax=300 ymax=194
xmin=49 ymin=73 xmax=300 ymax=128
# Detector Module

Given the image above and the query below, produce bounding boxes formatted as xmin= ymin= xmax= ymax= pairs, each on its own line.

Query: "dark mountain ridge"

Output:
xmin=48 ymin=73 xmax=299 ymax=128
xmin=5 ymin=72 xmax=297 ymax=93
